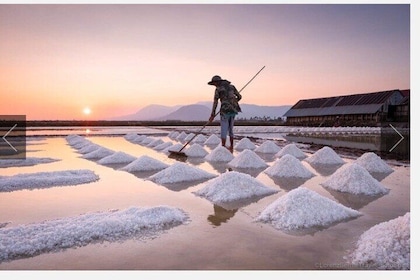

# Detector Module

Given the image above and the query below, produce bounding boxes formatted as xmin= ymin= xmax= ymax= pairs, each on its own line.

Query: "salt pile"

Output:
xmin=146 ymin=138 xmax=164 ymax=148
xmin=184 ymin=133 xmax=195 ymax=141
xmin=194 ymin=171 xmax=278 ymax=203
xmin=0 ymin=170 xmax=99 ymax=192
xmin=120 ymin=155 xmax=169 ymax=172
xmin=124 ymin=133 xmax=139 ymax=141
xmin=204 ymin=134 xmax=220 ymax=145
xmin=234 ymin=138 xmax=256 ymax=150
xmin=321 ymin=163 xmax=388 ymax=195
xmin=0 ymin=157 xmax=60 ymax=168
xmin=228 ymin=149 xmax=268 ymax=169
xmin=164 ymin=143 xmax=184 ymax=153
xmin=205 ymin=145 xmax=234 ymax=162
xmin=148 ymin=162 xmax=216 ymax=184
xmin=305 ymin=146 xmax=345 ymax=165
xmin=255 ymin=187 xmax=361 ymax=230
xmin=82 ymin=147 xmax=115 ymax=159
xmin=97 ymin=151 xmax=137 ymax=165
xmin=264 ymin=154 xmax=314 ymax=179
xmin=349 ymin=212 xmax=410 ymax=270
xmin=78 ymin=143 xmax=101 ymax=154
xmin=176 ymin=132 xmax=187 ymax=141
xmin=275 ymin=143 xmax=307 ymax=160
xmin=66 ymin=135 xmax=87 ymax=147
xmin=254 ymin=140 xmax=281 ymax=154
xmin=153 ymin=141 xmax=173 ymax=151
xmin=132 ymin=134 xmax=147 ymax=144
xmin=192 ymin=134 xmax=207 ymax=143
xmin=354 ymin=152 xmax=394 ymax=174
xmin=168 ymin=131 xmax=179 ymax=139
xmin=0 ymin=206 xmax=188 ymax=262
xmin=184 ymin=143 xmax=209 ymax=158
xmin=140 ymin=137 xmax=154 ymax=146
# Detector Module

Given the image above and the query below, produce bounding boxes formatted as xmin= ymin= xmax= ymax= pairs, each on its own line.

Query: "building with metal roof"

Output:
xmin=284 ymin=89 xmax=409 ymax=127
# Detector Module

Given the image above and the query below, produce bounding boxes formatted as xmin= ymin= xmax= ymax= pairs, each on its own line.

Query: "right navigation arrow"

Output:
xmin=389 ymin=124 xmax=405 ymax=152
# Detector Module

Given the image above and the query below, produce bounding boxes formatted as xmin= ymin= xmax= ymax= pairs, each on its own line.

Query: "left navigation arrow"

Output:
xmin=2 ymin=124 xmax=18 ymax=152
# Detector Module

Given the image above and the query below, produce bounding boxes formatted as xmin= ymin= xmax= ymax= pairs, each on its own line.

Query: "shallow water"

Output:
xmin=0 ymin=133 xmax=410 ymax=270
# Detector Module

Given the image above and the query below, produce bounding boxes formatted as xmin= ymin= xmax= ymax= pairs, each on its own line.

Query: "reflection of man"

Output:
xmin=207 ymin=205 xmax=238 ymax=226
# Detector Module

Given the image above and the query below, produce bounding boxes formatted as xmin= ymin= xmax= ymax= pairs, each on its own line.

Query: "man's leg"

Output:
xmin=220 ymin=115 xmax=228 ymax=148
xmin=228 ymin=116 xmax=235 ymax=153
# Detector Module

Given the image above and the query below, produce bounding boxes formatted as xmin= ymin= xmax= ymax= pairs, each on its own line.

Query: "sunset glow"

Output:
xmin=0 ymin=3 xmax=411 ymax=120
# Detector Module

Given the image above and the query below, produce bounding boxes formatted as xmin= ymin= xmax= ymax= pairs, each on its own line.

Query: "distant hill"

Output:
xmin=111 ymin=104 xmax=182 ymax=121
xmin=110 ymin=102 xmax=291 ymax=121
xmin=157 ymin=104 xmax=211 ymax=121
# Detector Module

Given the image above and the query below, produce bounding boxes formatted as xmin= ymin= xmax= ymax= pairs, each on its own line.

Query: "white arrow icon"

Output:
xmin=389 ymin=124 xmax=405 ymax=152
xmin=2 ymin=124 xmax=18 ymax=152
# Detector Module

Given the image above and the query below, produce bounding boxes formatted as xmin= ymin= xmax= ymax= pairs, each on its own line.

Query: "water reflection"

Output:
xmin=228 ymin=167 xmax=265 ymax=178
xmin=207 ymin=205 xmax=238 ymax=227
xmin=370 ymin=171 xmax=394 ymax=181
xmin=268 ymin=176 xmax=310 ymax=191
xmin=323 ymin=188 xmax=388 ymax=210
xmin=307 ymin=163 xmax=344 ymax=176
xmin=151 ymin=178 xmax=212 ymax=192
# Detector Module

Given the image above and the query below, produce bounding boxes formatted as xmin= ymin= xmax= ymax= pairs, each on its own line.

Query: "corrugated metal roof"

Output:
xmin=285 ymin=89 xmax=404 ymax=117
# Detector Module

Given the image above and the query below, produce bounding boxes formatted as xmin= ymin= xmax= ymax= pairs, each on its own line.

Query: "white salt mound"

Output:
xmin=305 ymin=146 xmax=345 ymax=165
xmin=0 ymin=170 xmax=99 ymax=192
xmin=184 ymin=143 xmax=209 ymax=158
xmin=321 ymin=163 xmax=388 ymax=195
xmin=132 ymin=135 xmax=147 ymax=143
xmin=255 ymin=187 xmax=361 ymax=230
xmin=147 ymin=138 xmax=164 ymax=148
xmin=254 ymin=140 xmax=281 ymax=154
xmin=148 ymin=162 xmax=216 ymax=184
xmin=204 ymin=134 xmax=221 ymax=145
xmin=234 ymin=138 xmax=256 ymax=150
xmin=228 ymin=149 xmax=268 ymax=169
xmin=205 ymin=145 xmax=234 ymax=162
xmin=194 ymin=171 xmax=278 ymax=203
xmin=153 ymin=141 xmax=173 ymax=151
xmin=164 ymin=143 xmax=185 ymax=154
xmin=354 ymin=152 xmax=394 ymax=174
xmin=0 ymin=157 xmax=60 ymax=168
xmin=124 ymin=133 xmax=138 ymax=141
xmin=82 ymin=147 xmax=115 ymax=159
xmin=349 ymin=212 xmax=410 ymax=270
xmin=97 ymin=151 xmax=137 ymax=165
xmin=120 ymin=155 xmax=169 ymax=172
xmin=176 ymin=132 xmax=187 ymax=141
xmin=275 ymin=143 xmax=307 ymax=160
xmin=184 ymin=133 xmax=196 ymax=141
xmin=78 ymin=143 xmax=101 ymax=154
xmin=264 ymin=154 xmax=314 ymax=179
xmin=140 ymin=137 xmax=154 ymax=145
xmin=192 ymin=134 xmax=207 ymax=143
xmin=0 ymin=206 xmax=188 ymax=262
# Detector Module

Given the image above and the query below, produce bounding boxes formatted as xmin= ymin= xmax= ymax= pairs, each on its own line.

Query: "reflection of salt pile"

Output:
xmin=305 ymin=146 xmax=345 ymax=165
xmin=255 ymin=140 xmax=281 ymax=154
xmin=148 ymin=162 xmax=216 ymax=184
xmin=97 ymin=151 xmax=137 ymax=165
xmin=194 ymin=171 xmax=278 ymax=203
xmin=354 ymin=152 xmax=394 ymax=174
xmin=349 ymin=212 xmax=410 ymax=270
xmin=83 ymin=147 xmax=115 ymax=159
xmin=0 ymin=206 xmax=188 ymax=263
xmin=264 ymin=154 xmax=314 ymax=179
xmin=204 ymin=134 xmax=220 ymax=145
xmin=228 ymin=149 xmax=268 ymax=169
xmin=120 ymin=155 xmax=169 ymax=172
xmin=255 ymin=187 xmax=361 ymax=230
xmin=321 ymin=163 xmax=388 ymax=195
xmin=275 ymin=143 xmax=307 ymax=160
xmin=184 ymin=143 xmax=208 ymax=158
xmin=234 ymin=138 xmax=256 ymax=150
xmin=205 ymin=145 xmax=234 ymax=162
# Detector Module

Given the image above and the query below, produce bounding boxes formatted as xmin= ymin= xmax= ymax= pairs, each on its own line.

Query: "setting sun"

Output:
xmin=83 ymin=107 xmax=91 ymax=115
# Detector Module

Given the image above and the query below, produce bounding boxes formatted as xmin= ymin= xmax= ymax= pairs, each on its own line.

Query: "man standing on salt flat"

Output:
xmin=208 ymin=75 xmax=242 ymax=153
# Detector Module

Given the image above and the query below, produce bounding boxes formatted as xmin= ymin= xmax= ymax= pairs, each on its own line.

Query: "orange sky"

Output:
xmin=0 ymin=3 xmax=411 ymax=120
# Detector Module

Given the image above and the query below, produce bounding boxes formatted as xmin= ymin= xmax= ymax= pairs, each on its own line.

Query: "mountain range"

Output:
xmin=110 ymin=102 xmax=291 ymax=121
